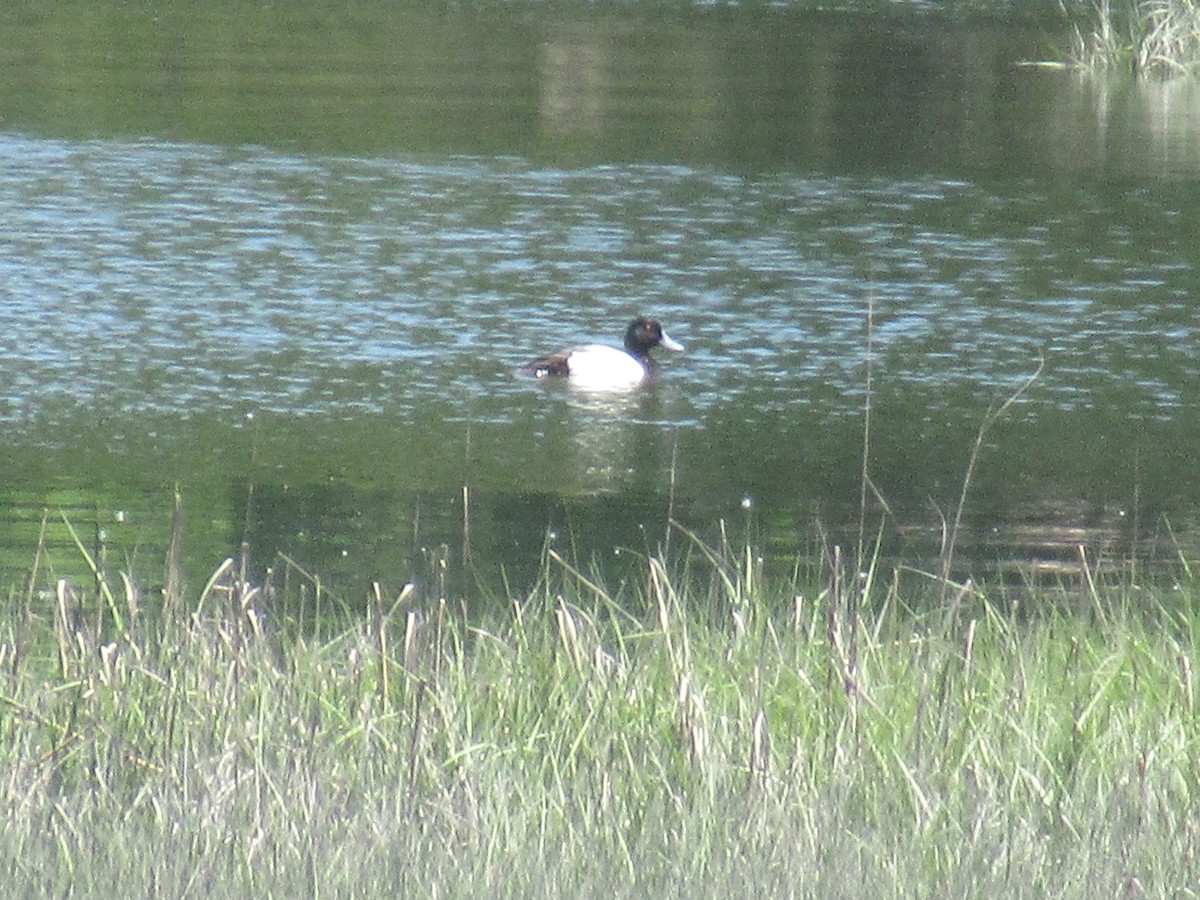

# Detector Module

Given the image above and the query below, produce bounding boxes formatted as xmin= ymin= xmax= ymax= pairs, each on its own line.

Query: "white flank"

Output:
xmin=566 ymin=345 xmax=648 ymax=390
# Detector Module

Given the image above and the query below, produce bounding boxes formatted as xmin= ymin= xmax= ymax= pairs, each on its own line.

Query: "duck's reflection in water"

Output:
xmin=541 ymin=380 xmax=685 ymax=498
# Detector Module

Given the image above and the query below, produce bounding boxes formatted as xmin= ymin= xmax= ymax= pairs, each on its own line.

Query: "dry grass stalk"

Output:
xmin=676 ymin=673 xmax=707 ymax=772
xmin=555 ymin=597 xmax=584 ymax=672
xmin=963 ymin=618 xmax=978 ymax=678
xmin=373 ymin=582 xmax=391 ymax=713
xmin=404 ymin=610 xmax=421 ymax=672
xmin=747 ymin=706 xmax=769 ymax=790
xmin=1061 ymin=0 xmax=1200 ymax=74
xmin=1137 ymin=0 xmax=1200 ymax=73
xmin=162 ymin=487 xmax=184 ymax=618
xmin=650 ymin=557 xmax=689 ymax=676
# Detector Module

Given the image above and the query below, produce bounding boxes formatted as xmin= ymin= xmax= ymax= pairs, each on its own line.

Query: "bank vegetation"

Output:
xmin=1063 ymin=0 xmax=1200 ymax=75
xmin=0 ymin=516 xmax=1196 ymax=897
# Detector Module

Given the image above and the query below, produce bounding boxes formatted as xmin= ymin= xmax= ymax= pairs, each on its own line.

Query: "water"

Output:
xmin=3 ymin=2 xmax=1200 ymax=597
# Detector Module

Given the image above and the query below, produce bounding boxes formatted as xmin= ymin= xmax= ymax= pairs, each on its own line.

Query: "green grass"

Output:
xmin=1058 ymin=0 xmax=1200 ymax=75
xmin=2 ymin=525 xmax=1199 ymax=897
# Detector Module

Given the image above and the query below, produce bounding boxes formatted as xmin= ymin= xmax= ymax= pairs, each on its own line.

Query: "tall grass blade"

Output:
xmin=60 ymin=513 xmax=126 ymax=639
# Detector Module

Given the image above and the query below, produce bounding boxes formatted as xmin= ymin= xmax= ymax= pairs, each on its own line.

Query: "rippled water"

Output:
xmin=5 ymin=136 xmax=1195 ymax=433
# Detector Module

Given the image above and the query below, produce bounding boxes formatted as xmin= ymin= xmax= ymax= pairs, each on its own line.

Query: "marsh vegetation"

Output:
xmin=1062 ymin=0 xmax=1200 ymax=74
xmin=2 ymin=513 xmax=1197 ymax=897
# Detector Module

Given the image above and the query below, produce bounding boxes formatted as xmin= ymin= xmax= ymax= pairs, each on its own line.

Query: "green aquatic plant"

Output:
xmin=1135 ymin=0 xmax=1200 ymax=73
xmin=1058 ymin=0 xmax=1200 ymax=75
xmin=1063 ymin=0 xmax=1137 ymax=71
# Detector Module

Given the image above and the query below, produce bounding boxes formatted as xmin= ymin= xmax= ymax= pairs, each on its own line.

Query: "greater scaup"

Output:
xmin=521 ymin=316 xmax=685 ymax=389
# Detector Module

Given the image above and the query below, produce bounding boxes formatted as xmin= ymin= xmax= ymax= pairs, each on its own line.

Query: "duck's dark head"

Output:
xmin=623 ymin=316 xmax=685 ymax=359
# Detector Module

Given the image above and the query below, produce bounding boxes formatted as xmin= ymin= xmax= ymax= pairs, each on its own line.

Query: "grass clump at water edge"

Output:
xmin=1055 ymin=0 xmax=1200 ymax=75
xmin=1 ymin=520 xmax=1199 ymax=897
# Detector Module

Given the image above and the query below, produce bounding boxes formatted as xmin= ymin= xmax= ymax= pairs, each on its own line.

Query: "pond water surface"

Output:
xmin=3 ymin=1 xmax=1200 ymax=600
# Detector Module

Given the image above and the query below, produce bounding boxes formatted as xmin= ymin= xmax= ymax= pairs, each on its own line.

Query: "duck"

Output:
xmin=520 ymin=316 xmax=685 ymax=389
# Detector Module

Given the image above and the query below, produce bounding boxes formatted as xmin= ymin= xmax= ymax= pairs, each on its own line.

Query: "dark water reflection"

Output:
xmin=3 ymin=4 xmax=1200 ymax=598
